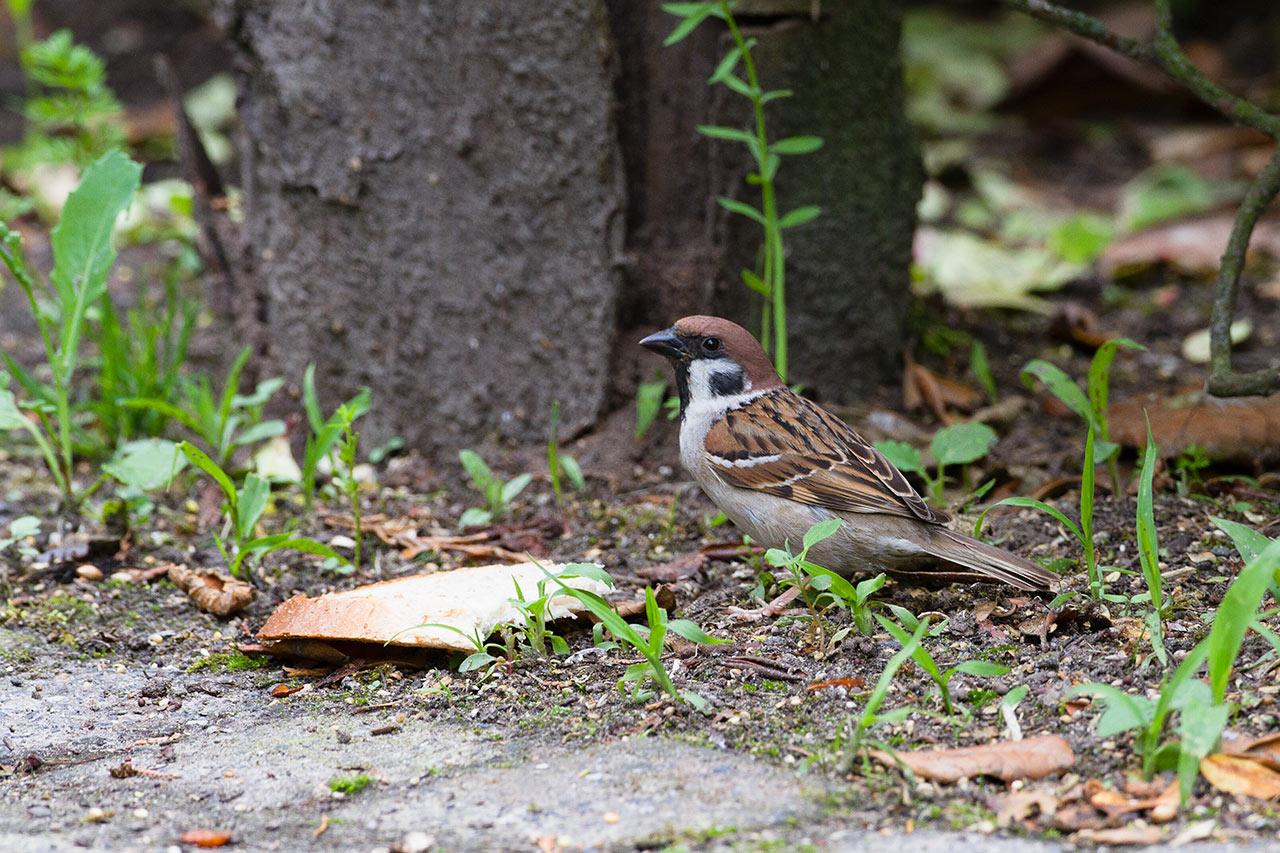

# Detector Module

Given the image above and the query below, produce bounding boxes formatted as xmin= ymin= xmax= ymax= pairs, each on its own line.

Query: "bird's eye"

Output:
xmin=703 ymin=337 xmax=721 ymax=352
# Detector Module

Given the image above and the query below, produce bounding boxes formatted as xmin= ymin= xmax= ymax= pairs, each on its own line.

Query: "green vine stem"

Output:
xmin=720 ymin=0 xmax=788 ymax=381
xmin=1002 ymin=0 xmax=1280 ymax=396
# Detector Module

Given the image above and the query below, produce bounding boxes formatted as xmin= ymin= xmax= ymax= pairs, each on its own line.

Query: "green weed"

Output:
xmin=875 ymin=421 xmax=997 ymax=505
xmin=663 ymin=1 xmax=823 ymax=381
xmin=457 ymin=449 xmax=531 ymax=528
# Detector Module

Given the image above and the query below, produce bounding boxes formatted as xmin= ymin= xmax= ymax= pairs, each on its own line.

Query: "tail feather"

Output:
xmin=925 ymin=528 xmax=1059 ymax=592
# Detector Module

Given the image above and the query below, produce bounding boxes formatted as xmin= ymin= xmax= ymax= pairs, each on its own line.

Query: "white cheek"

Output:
xmin=687 ymin=360 xmax=751 ymax=402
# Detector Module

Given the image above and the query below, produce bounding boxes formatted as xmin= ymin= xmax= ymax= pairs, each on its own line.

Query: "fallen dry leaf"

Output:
xmin=1084 ymin=777 xmax=1179 ymax=823
xmin=807 ymin=676 xmax=867 ymax=692
xmin=1101 ymin=216 xmax=1280 ymax=277
xmin=168 ymin=564 xmax=253 ymax=617
xmin=903 ymin=359 xmax=982 ymax=421
xmin=1075 ymin=824 xmax=1164 ymax=846
xmin=179 ymin=828 xmax=233 ymax=848
xmin=1200 ymin=753 xmax=1280 ymax=800
xmin=871 ymin=734 xmax=1074 ymax=783
xmin=637 ymin=551 xmax=705 ymax=582
xmin=257 ymin=562 xmax=608 ymax=657
xmin=270 ymin=683 xmax=303 ymax=698
xmin=994 ymin=788 xmax=1059 ymax=828
xmin=1110 ymin=390 xmax=1280 ymax=463
xmin=1222 ymin=730 xmax=1280 ymax=772
xmin=611 ymin=585 xmax=676 ymax=620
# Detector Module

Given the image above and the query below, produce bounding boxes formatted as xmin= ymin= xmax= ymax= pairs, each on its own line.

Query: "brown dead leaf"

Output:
xmin=1200 ymin=753 xmax=1280 ymax=800
xmin=110 ymin=563 xmax=172 ymax=584
xmin=1222 ymin=730 xmax=1280 ymax=772
xmin=179 ymin=828 xmax=234 ymax=848
xmin=903 ymin=360 xmax=981 ymax=422
xmin=168 ymin=564 xmax=253 ymax=617
xmin=1048 ymin=302 xmax=1113 ymax=350
xmin=1101 ymin=216 xmax=1280 ymax=277
xmin=1111 ymin=389 xmax=1280 ymax=463
xmin=612 ymin=585 xmax=676 ymax=620
xmin=871 ymin=735 xmax=1074 ymax=783
xmin=1084 ymin=777 xmax=1179 ymax=823
xmin=700 ymin=541 xmax=763 ymax=561
xmin=807 ymin=676 xmax=866 ymax=692
xmin=637 ymin=552 xmax=705 ymax=582
xmin=995 ymin=788 xmax=1059 ymax=828
xmin=1076 ymin=824 xmax=1164 ymax=846
xmin=271 ymin=683 xmax=303 ymax=698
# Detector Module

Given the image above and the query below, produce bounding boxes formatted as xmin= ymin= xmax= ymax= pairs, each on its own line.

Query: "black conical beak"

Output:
xmin=639 ymin=328 xmax=686 ymax=360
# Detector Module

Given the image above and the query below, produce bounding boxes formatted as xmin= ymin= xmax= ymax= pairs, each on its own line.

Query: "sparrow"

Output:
xmin=640 ymin=315 xmax=1057 ymax=591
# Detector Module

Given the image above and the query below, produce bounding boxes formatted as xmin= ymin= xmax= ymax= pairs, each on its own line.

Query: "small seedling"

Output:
xmin=875 ymin=421 xmax=997 ymax=504
xmin=977 ymin=421 xmax=1104 ymax=601
xmin=124 ymin=345 xmax=286 ymax=468
xmin=1134 ymin=420 xmax=1168 ymax=663
xmin=765 ymin=519 xmax=886 ymax=649
xmin=1021 ymin=336 xmax=1143 ymax=494
xmin=457 ymin=449 xmax=531 ymax=528
xmin=300 ymin=363 xmax=371 ymax=512
xmin=549 ymin=565 xmax=726 ymax=711
xmin=837 ymin=616 xmax=930 ymax=770
xmin=969 ymin=340 xmax=998 ymax=402
xmin=0 ymin=150 xmax=141 ymax=504
xmin=507 ymin=564 xmax=609 ymax=658
xmin=635 ymin=376 xmax=667 ymax=439
xmin=664 ymin=1 xmax=824 ymax=380
xmin=877 ymin=612 xmax=1009 ymax=718
xmin=178 ymin=441 xmax=346 ymax=580
xmin=547 ymin=401 xmax=585 ymax=503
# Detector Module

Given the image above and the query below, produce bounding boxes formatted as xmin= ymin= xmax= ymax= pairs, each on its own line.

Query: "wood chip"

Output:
xmin=1075 ymin=824 xmax=1164 ymax=846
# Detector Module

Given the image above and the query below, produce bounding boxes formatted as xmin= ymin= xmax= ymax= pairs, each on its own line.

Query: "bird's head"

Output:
xmin=639 ymin=316 xmax=781 ymax=413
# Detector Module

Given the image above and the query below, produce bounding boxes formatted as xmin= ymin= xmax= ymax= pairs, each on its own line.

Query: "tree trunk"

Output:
xmin=217 ymin=0 xmax=625 ymax=454
xmin=717 ymin=0 xmax=922 ymax=401
xmin=218 ymin=0 xmax=919 ymax=458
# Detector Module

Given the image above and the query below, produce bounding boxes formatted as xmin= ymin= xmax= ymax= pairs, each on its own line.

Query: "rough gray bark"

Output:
xmin=218 ymin=0 xmax=919 ymax=459
xmin=218 ymin=0 xmax=625 ymax=453
xmin=719 ymin=0 xmax=922 ymax=400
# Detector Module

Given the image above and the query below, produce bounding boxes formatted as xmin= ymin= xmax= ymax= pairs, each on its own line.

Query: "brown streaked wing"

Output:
xmin=703 ymin=390 xmax=948 ymax=524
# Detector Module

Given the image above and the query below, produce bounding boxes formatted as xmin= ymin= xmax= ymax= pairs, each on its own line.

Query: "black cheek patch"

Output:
xmin=710 ymin=370 xmax=745 ymax=397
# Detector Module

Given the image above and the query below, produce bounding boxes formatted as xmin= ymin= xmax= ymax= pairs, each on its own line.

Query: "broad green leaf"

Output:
xmin=558 ymin=455 xmax=586 ymax=491
xmin=557 ymin=563 xmax=615 ymax=587
xmin=1049 ymin=212 xmax=1114 ymax=264
xmin=501 ymin=473 xmax=532 ymax=504
xmin=954 ymin=660 xmax=1010 ymax=677
xmin=232 ymin=376 xmax=284 ymax=409
xmin=855 ymin=573 xmax=887 ymax=602
xmin=1021 ymin=359 xmax=1091 ymax=424
xmin=1067 ymin=683 xmax=1153 ymax=736
xmin=663 ymin=4 xmax=716 ymax=46
xmin=178 ymin=441 xmax=237 ymax=505
xmin=458 ymin=507 xmax=491 ymax=528
xmin=1119 ymin=164 xmax=1215 ymax=232
xmin=0 ymin=386 xmax=26 ymax=429
xmin=778 ymin=206 xmax=822 ymax=229
xmin=459 ymin=652 xmax=497 ymax=673
xmin=771 ymin=136 xmax=823 ymax=155
xmin=458 ymin=449 xmax=492 ymax=490
xmin=740 ymin=269 xmax=770 ymax=297
xmin=232 ymin=419 xmax=286 ymax=447
xmin=103 ymin=438 xmax=186 ymax=491
xmin=50 ymin=150 xmax=142 ymax=384
xmin=667 ymin=619 xmax=728 ymax=646
xmin=1210 ymin=516 xmax=1273 ymax=563
xmin=874 ymin=440 xmax=925 ymax=476
xmin=802 ymin=518 xmax=842 ymax=551
xmin=804 ymin=563 xmax=857 ymax=602
xmin=930 ymin=422 xmax=997 ymax=467
xmin=1206 ymin=539 xmax=1280 ymax=702
xmin=236 ymin=473 xmax=270 ymax=541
